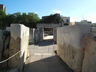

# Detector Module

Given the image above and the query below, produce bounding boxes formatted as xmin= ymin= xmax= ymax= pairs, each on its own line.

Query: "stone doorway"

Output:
xmin=37 ymin=24 xmax=61 ymax=43
xmin=43 ymin=28 xmax=54 ymax=40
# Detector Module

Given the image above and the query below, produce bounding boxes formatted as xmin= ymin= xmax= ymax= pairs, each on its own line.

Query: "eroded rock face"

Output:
xmin=29 ymin=28 xmax=35 ymax=44
xmin=57 ymin=24 xmax=90 ymax=72
xmin=2 ymin=31 xmax=10 ymax=68
xmin=8 ymin=24 xmax=29 ymax=71
xmin=8 ymin=37 xmax=20 ymax=68
xmin=0 ymin=30 xmax=10 ymax=68
xmin=0 ymin=30 xmax=3 ymax=62
xmin=82 ymin=34 xmax=96 ymax=72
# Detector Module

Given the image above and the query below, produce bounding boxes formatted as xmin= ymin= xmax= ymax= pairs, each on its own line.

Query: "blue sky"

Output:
xmin=0 ymin=0 xmax=96 ymax=22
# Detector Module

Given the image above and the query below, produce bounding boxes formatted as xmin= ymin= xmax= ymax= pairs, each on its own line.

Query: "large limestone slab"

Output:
xmin=8 ymin=24 xmax=29 ymax=71
xmin=53 ymin=28 xmax=57 ymax=43
xmin=82 ymin=33 xmax=96 ymax=72
xmin=29 ymin=28 xmax=35 ymax=44
xmin=0 ymin=30 xmax=3 ymax=61
xmin=57 ymin=24 xmax=90 ymax=72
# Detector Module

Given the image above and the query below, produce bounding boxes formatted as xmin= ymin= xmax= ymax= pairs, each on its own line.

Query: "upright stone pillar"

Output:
xmin=57 ymin=24 xmax=90 ymax=72
xmin=29 ymin=28 xmax=35 ymax=44
xmin=53 ymin=28 xmax=57 ymax=43
xmin=8 ymin=24 xmax=29 ymax=71
xmin=0 ymin=30 xmax=3 ymax=62
xmin=38 ymin=27 xmax=43 ymax=41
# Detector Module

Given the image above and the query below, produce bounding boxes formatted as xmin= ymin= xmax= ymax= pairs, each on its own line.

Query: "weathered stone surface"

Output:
xmin=8 ymin=24 xmax=29 ymax=72
xmin=8 ymin=37 xmax=21 ymax=68
xmin=37 ymin=24 xmax=60 ymax=42
xmin=1 ymin=31 xmax=10 ymax=68
xmin=34 ymin=29 xmax=40 ymax=43
xmin=82 ymin=33 xmax=96 ymax=72
xmin=91 ymin=27 xmax=96 ymax=32
xmin=53 ymin=28 xmax=57 ymax=43
xmin=0 ymin=30 xmax=3 ymax=61
xmin=38 ymin=27 xmax=43 ymax=41
xmin=57 ymin=24 xmax=90 ymax=72
xmin=29 ymin=28 xmax=35 ymax=44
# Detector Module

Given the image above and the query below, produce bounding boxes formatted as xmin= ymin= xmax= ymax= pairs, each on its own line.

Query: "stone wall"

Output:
xmin=82 ymin=33 xmax=96 ymax=72
xmin=29 ymin=28 xmax=35 ymax=44
xmin=57 ymin=24 xmax=90 ymax=72
xmin=0 ymin=30 xmax=10 ymax=68
xmin=53 ymin=28 xmax=57 ymax=43
xmin=38 ymin=27 xmax=43 ymax=41
xmin=0 ymin=30 xmax=4 ymax=62
xmin=8 ymin=24 xmax=29 ymax=72
xmin=37 ymin=24 xmax=60 ymax=42
xmin=34 ymin=29 xmax=40 ymax=43
xmin=2 ymin=31 xmax=10 ymax=68
xmin=29 ymin=28 xmax=44 ymax=44
xmin=29 ymin=28 xmax=41 ymax=44
xmin=90 ymin=27 xmax=96 ymax=36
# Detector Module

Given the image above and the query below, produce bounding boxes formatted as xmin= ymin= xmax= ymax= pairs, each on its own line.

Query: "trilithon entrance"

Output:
xmin=43 ymin=28 xmax=54 ymax=40
xmin=37 ymin=24 xmax=61 ymax=43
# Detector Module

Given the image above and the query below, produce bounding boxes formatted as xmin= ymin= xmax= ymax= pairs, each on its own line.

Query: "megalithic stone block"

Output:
xmin=8 ymin=24 xmax=29 ymax=71
xmin=0 ymin=30 xmax=3 ymax=62
xmin=57 ymin=24 xmax=90 ymax=72
xmin=82 ymin=33 xmax=96 ymax=72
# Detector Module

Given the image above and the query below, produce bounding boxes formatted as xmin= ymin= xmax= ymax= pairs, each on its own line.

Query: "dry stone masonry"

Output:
xmin=0 ymin=22 xmax=96 ymax=72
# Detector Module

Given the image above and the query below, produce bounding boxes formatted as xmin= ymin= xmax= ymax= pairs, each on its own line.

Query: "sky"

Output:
xmin=0 ymin=0 xmax=96 ymax=23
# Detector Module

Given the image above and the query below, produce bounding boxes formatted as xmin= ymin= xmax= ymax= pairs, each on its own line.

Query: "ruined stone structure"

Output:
xmin=29 ymin=28 xmax=40 ymax=44
xmin=82 ymin=33 xmax=96 ymax=72
xmin=37 ymin=24 xmax=61 ymax=42
xmin=0 ymin=30 xmax=4 ymax=62
xmin=0 ymin=24 xmax=29 ymax=72
xmin=57 ymin=24 xmax=96 ymax=72
xmin=8 ymin=24 xmax=29 ymax=71
xmin=0 ymin=30 xmax=10 ymax=68
xmin=0 ymin=21 xmax=96 ymax=72
xmin=29 ymin=28 xmax=35 ymax=44
xmin=57 ymin=24 xmax=90 ymax=72
xmin=8 ymin=24 xmax=29 ymax=70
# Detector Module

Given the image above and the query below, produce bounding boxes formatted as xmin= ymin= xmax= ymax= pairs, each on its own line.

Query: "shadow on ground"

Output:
xmin=24 ymin=55 xmax=73 ymax=72
xmin=35 ymin=40 xmax=55 ymax=46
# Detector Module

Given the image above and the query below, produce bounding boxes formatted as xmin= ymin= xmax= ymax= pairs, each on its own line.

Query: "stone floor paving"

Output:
xmin=23 ymin=40 xmax=73 ymax=72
